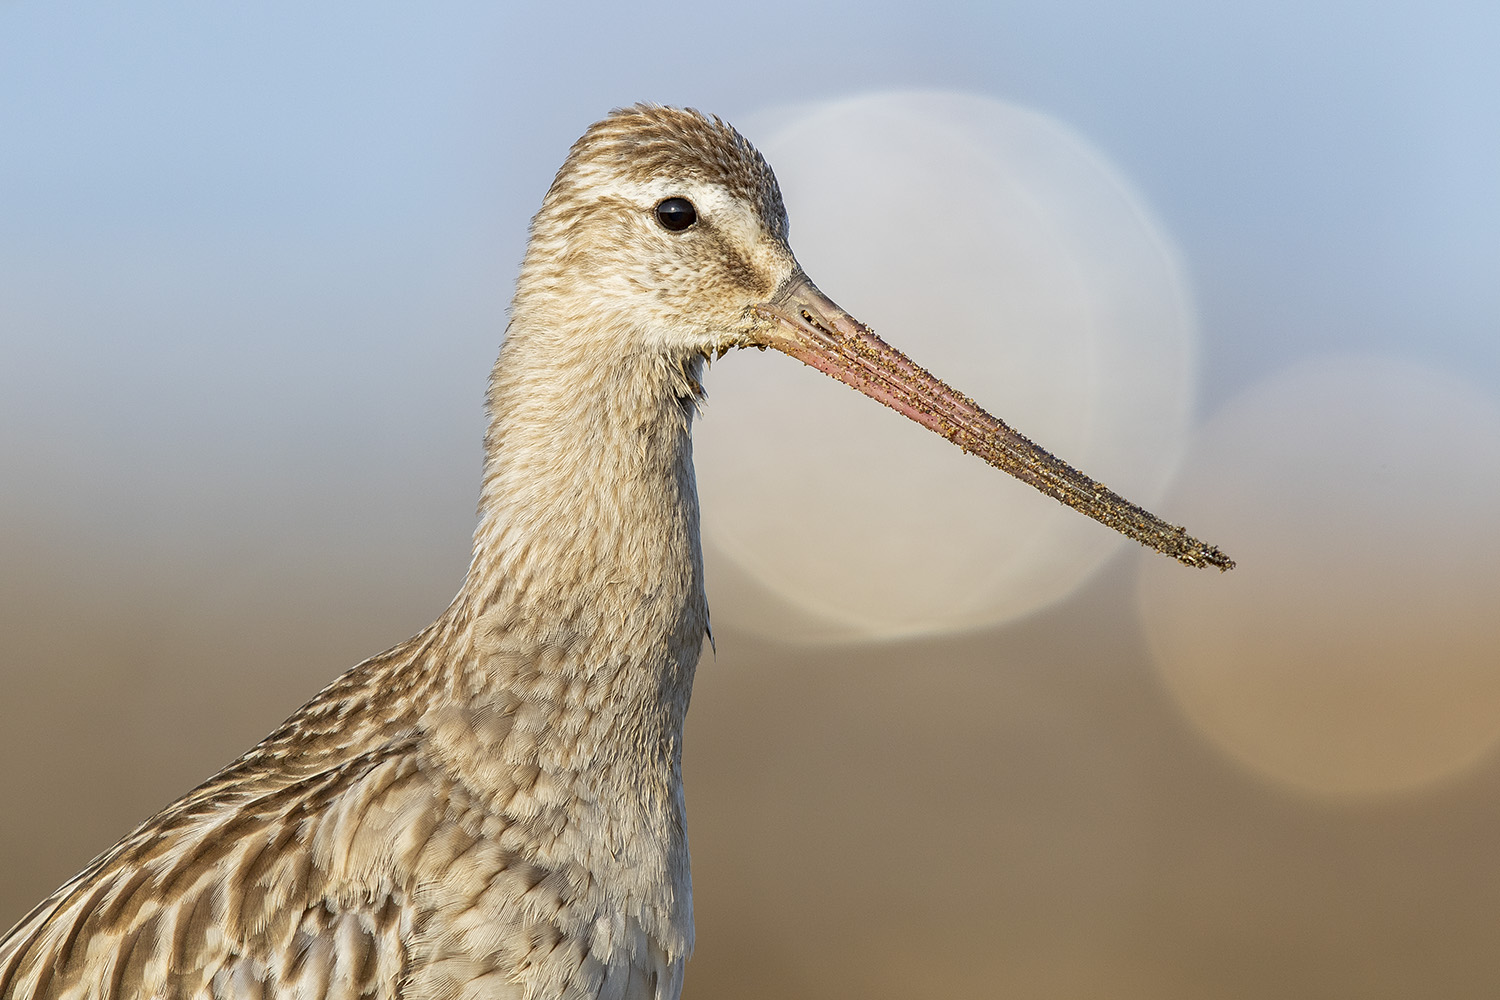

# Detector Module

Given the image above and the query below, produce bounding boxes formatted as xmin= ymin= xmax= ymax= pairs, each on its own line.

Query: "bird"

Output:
xmin=0 ymin=104 xmax=1232 ymax=1000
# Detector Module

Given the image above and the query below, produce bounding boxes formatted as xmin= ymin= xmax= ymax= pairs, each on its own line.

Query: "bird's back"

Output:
xmin=0 ymin=637 xmax=417 ymax=997
xmin=0 ymin=617 xmax=691 ymax=1000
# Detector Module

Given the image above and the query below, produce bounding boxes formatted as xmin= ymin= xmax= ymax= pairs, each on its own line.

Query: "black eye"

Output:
xmin=655 ymin=197 xmax=697 ymax=232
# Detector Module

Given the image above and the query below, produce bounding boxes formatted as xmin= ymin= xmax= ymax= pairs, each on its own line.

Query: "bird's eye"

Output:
xmin=655 ymin=197 xmax=697 ymax=232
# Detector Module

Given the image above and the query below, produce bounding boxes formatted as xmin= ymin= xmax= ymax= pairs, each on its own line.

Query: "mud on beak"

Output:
xmin=751 ymin=270 xmax=1234 ymax=570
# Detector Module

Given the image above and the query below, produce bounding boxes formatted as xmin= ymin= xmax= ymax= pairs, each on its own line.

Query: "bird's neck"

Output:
xmin=458 ymin=305 xmax=710 ymax=702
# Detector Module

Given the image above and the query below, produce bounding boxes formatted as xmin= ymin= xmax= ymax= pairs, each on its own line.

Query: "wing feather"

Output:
xmin=0 ymin=748 xmax=412 ymax=1000
xmin=1 ymin=626 xmax=691 ymax=999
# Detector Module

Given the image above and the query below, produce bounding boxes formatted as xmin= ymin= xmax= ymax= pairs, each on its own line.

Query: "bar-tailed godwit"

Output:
xmin=0 ymin=104 xmax=1230 ymax=1000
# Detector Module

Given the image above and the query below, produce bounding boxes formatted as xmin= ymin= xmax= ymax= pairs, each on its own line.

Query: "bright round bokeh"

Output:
xmin=695 ymin=91 xmax=1199 ymax=641
xmin=1137 ymin=356 xmax=1500 ymax=798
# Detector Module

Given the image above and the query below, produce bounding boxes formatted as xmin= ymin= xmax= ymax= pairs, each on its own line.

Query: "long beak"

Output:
xmin=752 ymin=270 xmax=1234 ymax=571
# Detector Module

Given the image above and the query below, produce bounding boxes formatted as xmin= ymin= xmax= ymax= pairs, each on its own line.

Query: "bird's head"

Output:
xmin=509 ymin=104 xmax=1233 ymax=570
xmin=515 ymin=103 xmax=796 ymax=361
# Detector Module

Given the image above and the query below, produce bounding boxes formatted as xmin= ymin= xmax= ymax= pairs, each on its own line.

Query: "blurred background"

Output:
xmin=3 ymin=2 xmax=1499 ymax=997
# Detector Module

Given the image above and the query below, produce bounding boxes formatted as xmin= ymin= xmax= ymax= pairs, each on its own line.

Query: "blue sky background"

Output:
xmin=3 ymin=0 xmax=1496 ymax=577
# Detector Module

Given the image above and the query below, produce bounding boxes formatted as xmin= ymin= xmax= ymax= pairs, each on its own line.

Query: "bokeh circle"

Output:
xmin=1137 ymin=356 xmax=1500 ymax=798
xmin=696 ymin=91 xmax=1199 ymax=641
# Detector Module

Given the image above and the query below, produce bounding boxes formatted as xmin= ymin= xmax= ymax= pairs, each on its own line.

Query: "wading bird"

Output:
xmin=0 ymin=104 xmax=1231 ymax=1000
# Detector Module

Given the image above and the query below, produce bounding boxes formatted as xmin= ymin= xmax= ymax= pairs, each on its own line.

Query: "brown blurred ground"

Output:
xmin=4 ymin=529 xmax=1500 ymax=999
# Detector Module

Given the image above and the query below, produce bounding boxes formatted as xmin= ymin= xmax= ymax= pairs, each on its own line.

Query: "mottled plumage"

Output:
xmin=1 ymin=102 xmax=1231 ymax=1000
xmin=0 ymin=103 xmax=763 ymax=1000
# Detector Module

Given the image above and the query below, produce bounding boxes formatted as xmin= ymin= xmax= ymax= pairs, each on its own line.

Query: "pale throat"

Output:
xmin=463 ymin=316 xmax=710 ymax=655
xmin=443 ymin=322 xmax=710 ymax=807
